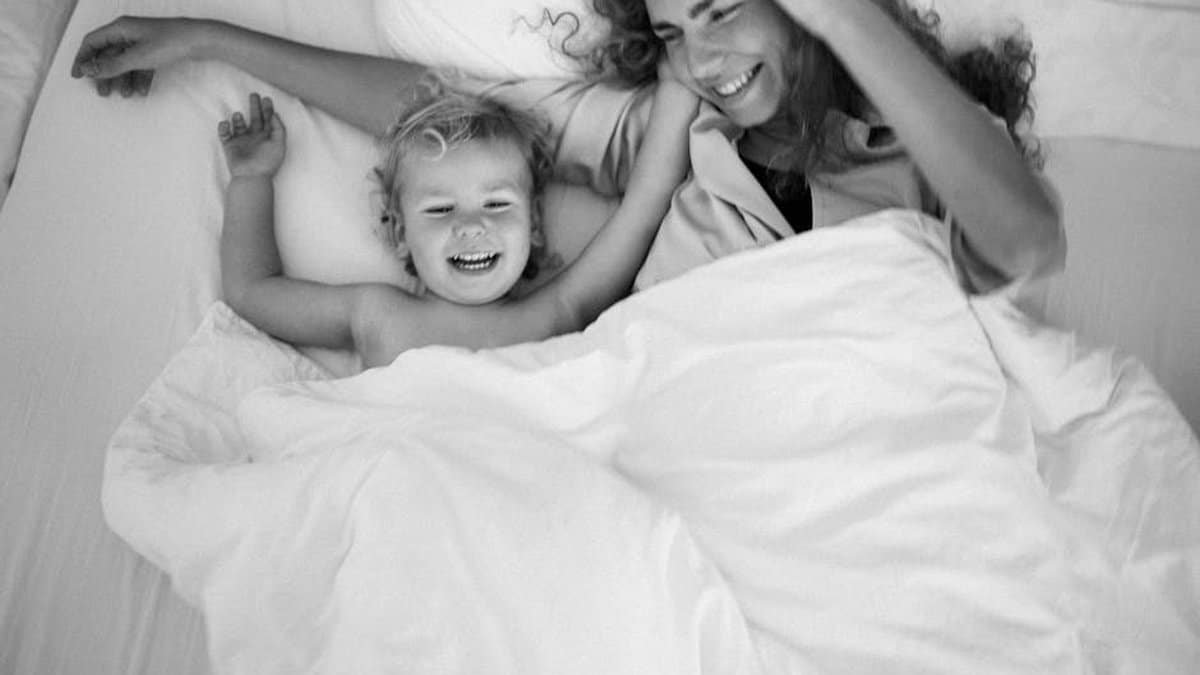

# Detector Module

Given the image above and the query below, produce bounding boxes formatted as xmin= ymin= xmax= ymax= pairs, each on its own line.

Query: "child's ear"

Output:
xmin=381 ymin=210 xmax=406 ymax=252
xmin=529 ymin=193 xmax=546 ymax=248
xmin=394 ymin=242 xmax=412 ymax=265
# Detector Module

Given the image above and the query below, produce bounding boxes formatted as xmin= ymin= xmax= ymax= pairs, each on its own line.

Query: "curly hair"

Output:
xmin=561 ymin=0 xmax=1039 ymax=191
xmin=374 ymin=74 xmax=557 ymax=281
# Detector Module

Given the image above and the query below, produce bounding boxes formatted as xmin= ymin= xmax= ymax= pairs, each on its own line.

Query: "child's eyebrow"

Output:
xmin=481 ymin=180 xmax=523 ymax=192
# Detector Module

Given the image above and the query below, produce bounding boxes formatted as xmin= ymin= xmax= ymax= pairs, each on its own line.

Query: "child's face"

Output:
xmin=397 ymin=138 xmax=536 ymax=305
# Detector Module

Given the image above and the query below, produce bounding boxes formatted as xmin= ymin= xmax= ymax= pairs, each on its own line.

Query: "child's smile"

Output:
xmin=448 ymin=251 xmax=503 ymax=273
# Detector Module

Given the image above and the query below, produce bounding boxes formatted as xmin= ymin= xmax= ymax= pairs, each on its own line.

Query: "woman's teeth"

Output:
xmin=714 ymin=66 xmax=759 ymax=97
xmin=449 ymin=252 xmax=500 ymax=272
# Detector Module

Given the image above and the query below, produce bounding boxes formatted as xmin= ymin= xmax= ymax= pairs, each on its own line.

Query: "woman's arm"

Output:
xmin=72 ymin=16 xmax=423 ymax=136
xmin=776 ymin=0 xmax=1064 ymax=283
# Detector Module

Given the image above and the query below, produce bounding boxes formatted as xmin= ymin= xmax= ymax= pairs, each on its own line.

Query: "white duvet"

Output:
xmin=104 ymin=211 xmax=1200 ymax=674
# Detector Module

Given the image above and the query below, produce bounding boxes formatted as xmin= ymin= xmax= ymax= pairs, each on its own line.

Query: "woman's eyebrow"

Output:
xmin=651 ymin=0 xmax=714 ymax=30
xmin=687 ymin=0 xmax=715 ymax=19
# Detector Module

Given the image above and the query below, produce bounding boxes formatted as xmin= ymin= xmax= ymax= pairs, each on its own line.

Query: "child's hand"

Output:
xmin=219 ymin=93 xmax=286 ymax=178
xmin=656 ymin=57 xmax=699 ymax=104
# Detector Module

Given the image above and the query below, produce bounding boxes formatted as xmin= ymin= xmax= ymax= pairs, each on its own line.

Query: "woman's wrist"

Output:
xmin=775 ymin=0 xmax=873 ymax=43
xmin=188 ymin=18 xmax=229 ymax=61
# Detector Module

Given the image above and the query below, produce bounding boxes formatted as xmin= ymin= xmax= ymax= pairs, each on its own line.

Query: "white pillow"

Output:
xmin=915 ymin=0 xmax=1200 ymax=147
xmin=18 ymin=0 xmax=616 ymax=375
xmin=373 ymin=0 xmax=599 ymax=79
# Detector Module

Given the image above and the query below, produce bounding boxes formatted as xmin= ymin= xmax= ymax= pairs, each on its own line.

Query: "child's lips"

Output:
xmin=447 ymin=251 xmax=501 ymax=273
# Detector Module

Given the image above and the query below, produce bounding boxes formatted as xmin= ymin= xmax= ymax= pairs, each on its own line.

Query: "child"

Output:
xmin=218 ymin=79 xmax=697 ymax=368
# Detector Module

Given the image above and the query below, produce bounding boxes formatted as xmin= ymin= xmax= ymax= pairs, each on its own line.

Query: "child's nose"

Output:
xmin=452 ymin=218 xmax=486 ymax=238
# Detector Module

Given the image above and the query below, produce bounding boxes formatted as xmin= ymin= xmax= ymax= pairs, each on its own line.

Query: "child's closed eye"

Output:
xmin=422 ymin=205 xmax=454 ymax=216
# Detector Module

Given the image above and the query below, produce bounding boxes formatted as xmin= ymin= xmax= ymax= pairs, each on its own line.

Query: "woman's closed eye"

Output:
xmin=655 ymin=27 xmax=682 ymax=45
xmin=709 ymin=3 xmax=742 ymax=23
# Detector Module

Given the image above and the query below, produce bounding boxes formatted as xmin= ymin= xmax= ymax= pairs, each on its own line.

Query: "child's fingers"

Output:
xmin=218 ymin=119 xmax=231 ymax=140
xmin=231 ymin=111 xmax=247 ymax=133
xmin=249 ymin=92 xmax=263 ymax=132
xmin=261 ymin=96 xmax=274 ymax=129
xmin=270 ymin=112 xmax=286 ymax=140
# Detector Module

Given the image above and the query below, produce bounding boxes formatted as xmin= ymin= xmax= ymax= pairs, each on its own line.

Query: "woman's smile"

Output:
xmin=712 ymin=64 xmax=761 ymax=99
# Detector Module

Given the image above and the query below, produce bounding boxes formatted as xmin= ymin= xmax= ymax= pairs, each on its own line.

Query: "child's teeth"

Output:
xmin=451 ymin=252 xmax=499 ymax=270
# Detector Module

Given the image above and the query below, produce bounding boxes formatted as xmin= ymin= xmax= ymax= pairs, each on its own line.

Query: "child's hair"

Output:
xmin=374 ymin=75 xmax=556 ymax=281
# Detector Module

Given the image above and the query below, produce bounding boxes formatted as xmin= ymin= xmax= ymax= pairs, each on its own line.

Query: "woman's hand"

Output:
xmin=71 ymin=16 xmax=212 ymax=97
xmin=771 ymin=0 xmax=1064 ymax=284
xmin=219 ymin=93 xmax=287 ymax=179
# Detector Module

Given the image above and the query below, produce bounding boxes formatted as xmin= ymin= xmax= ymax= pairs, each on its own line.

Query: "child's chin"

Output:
xmin=436 ymin=284 xmax=510 ymax=306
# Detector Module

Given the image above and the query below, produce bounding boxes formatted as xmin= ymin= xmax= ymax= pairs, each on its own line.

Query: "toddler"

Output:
xmin=218 ymin=79 xmax=696 ymax=368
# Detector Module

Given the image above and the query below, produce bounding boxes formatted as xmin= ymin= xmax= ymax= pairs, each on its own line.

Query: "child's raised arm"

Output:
xmin=525 ymin=78 xmax=699 ymax=331
xmin=218 ymin=93 xmax=413 ymax=353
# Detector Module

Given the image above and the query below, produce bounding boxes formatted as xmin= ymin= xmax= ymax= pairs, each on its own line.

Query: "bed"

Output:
xmin=1 ymin=0 xmax=1198 ymax=673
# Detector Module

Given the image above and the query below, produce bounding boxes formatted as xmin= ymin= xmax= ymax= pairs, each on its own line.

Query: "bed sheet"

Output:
xmin=0 ymin=0 xmax=78 ymax=208
xmin=1038 ymin=137 xmax=1200 ymax=432
xmin=0 ymin=0 xmax=389 ymax=672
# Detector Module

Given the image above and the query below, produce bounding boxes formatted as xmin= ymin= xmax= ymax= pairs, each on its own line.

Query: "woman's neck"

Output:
xmin=738 ymin=125 xmax=792 ymax=168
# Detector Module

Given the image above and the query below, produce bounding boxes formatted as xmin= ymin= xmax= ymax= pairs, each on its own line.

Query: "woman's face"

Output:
xmin=645 ymin=0 xmax=795 ymax=129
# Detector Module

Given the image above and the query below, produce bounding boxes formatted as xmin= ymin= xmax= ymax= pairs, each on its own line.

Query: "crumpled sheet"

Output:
xmin=104 ymin=210 xmax=1200 ymax=674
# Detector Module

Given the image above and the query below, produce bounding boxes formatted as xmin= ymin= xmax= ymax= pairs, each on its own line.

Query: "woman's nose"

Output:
xmin=684 ymin=38 xmax=724 ymax=82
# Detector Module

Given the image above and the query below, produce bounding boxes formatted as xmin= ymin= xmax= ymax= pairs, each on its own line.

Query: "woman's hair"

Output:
xmin=374 ymin=75 xmax=556 ymax=281
xmin=561 ymin=0 xmax=1040 ymax=191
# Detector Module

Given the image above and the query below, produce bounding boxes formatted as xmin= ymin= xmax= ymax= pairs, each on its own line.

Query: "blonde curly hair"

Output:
xmin=373 ymin=74 xmax=557 ymax=281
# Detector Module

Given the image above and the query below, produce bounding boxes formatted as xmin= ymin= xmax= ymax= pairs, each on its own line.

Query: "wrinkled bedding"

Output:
xmin=105 ymin=211 xmax=1200 ymax=674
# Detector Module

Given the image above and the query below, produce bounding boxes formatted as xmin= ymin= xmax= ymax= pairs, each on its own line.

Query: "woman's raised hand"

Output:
xmin=71 ymin=16 xmax=209 ymax=97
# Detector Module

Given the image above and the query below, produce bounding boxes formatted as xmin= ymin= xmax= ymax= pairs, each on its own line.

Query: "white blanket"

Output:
xmin=104 ymin=211 xmax=1200 ymax=674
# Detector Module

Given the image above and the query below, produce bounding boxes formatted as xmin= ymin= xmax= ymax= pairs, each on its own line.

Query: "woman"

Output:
xmin=72 ymin=0 xmax=1063 ymax=295
xmin=576 ymin=0 xmax=1063 ymax=291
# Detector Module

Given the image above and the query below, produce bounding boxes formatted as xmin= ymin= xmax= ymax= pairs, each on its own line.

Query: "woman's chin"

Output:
xmin=721 ymin=106 xmax=774 ymax=131
xmin=712 ymin=89 xmax=780 ymax=130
